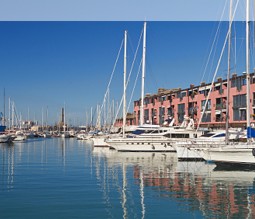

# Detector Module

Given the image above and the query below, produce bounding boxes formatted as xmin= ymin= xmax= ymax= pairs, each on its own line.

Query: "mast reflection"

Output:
xmin=1 ymin=144 xmax=15 ymax=191
xmin=93 ymin=147 xmax=255 ymax=218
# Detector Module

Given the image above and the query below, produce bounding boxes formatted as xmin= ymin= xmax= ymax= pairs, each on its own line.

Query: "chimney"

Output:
xmin=200 ymin=81 xmax=206 ymax=86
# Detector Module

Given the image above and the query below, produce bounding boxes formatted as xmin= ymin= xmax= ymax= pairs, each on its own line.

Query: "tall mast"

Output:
xmin=12 ymin=101 xmax=14 ymax=128
xmin=225 ymin=0 xmax=233 ymax=144
xmin=46 ymin=106 xmax=48 ymax=129
xmin=3 ymin=88 xmax=5 ymax=126
xmin=246 ymin=0 xmax=251 ymax=139
xmin=8 ymin=98 xmax=11 ymax=130
xmin=42 ymin=107 xmax=44 ymax=130
xmin=140 ymin=22 xmax=147 ymax=125
xmin=123 ymin=30 xmax=127 ymax=137
xmin=28 ymin=107 xmax=30 ymax=121
xmin=90 ymin=107 xmax=93 ymax=128
xmin=63 ymin=103 xmax=66 ymax=132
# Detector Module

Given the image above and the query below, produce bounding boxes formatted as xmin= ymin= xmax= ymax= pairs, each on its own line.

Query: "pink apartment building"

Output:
xmin=132 ymin=73 xmax=255 ymax=129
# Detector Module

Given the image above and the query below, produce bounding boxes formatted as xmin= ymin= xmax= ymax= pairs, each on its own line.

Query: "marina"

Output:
xmin=1 ymin=138 xmax=255 ymax=218
xmin=2 ymin=1 xmax=255 ymax=218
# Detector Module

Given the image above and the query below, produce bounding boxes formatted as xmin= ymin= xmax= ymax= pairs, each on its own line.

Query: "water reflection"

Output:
xmin=60 ymin=138 xmax=66 ymax=166
xmin=1 ymin=139 xmax=255 ymax=218
xmin=1 ymin=144 xmax=15 ymax=191
xmin=93 ymin=147 xmax=255 ymax=218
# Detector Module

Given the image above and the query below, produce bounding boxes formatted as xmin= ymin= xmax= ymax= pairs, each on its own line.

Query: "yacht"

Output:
xmin=106 ymin=118 xmax=201 ymax=152
xmin=174 ymin=128 xmax=246 ymax=161
xmin=13 ymin=131 xmax=27 ymax=141
xmin=0 ymin=133 xmax=13 ymax=143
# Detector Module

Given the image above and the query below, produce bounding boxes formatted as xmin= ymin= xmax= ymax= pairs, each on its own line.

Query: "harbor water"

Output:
xmin=1 ymin=138 xmax=255 ymax=218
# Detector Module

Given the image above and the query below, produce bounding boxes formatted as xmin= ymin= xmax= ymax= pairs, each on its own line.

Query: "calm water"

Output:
xmin=1 ymin=138 xmax=255 ymax=219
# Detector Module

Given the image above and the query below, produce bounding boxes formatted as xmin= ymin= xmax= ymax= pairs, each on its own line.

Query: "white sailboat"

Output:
xmin=91 ymin=30 xmax=128 ymax=147
xmin=107 ymin=22 xmax=203 ymax=152
xmin=174 ymin=0 xmax=247 ymax=161
xmin=0 ymin=134 xmax=13 ymax=143
xmin=201 ymin=0 xmax=255 ymax=166
xmin=13 ymin=130 xmax=27 ymax=141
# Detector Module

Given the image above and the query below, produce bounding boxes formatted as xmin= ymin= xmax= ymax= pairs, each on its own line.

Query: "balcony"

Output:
xmin=215 ymin=103 xmax=226 ymax=110
xmin=215 ymin=116 xmax=225 ymax=122
xmin=232 ymin=104 xmax=246 ymax=110
xmin=201 ymin=106 xmax=211 ymax=112
xmin=189 ymin=107 xmax=197 ymax=115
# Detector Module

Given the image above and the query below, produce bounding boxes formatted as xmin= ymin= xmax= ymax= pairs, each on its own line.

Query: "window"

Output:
xmin=144 ymin=98 xmax=149 ymax=105
xmin=233 ymin=94 xmax=246 ymax=108
xmin=177 ymin=91 xmax=186 ymax=99
xmin=160 ymin=96 xmax=166 ymax=102
xmin=231 ymin=76 xmax=246 ymax=91
xmin=214 ymin=84 xmax=223 ymax=94
xmin=164 ymin=133 xmax=190 ymax=138
xmin=202 ymin=113 xmax=211 ymax=122
xmin=167 ymin=107 xmax=173 ymax=116
xmin=215 ymin=98 xmax=226 ymax=110
xmin=144 ymin=109 xmax=149 ymax=123
xmin=201 ymin=99 xmax=211 ymax=111
xmin=240 ymin=109 xmax=246 ymax=121
xmin=213 ymin=133 xmax=225 ymax=138
xmin=178 ymin=103 xmax=185 ymax=123
xmin=159 ymin=107 xmax=165 ymax=125
xmin=233 ymin=109 xmax=246 ymax=121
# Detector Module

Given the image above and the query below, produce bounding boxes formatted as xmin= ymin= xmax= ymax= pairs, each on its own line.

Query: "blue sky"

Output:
xmin=0 ymin=0 xmax=252 ymax=21
xmin=0 ymin=1 xmax=252 ymax=126
xmin=0 ymin=21 xmax=249 ymax=126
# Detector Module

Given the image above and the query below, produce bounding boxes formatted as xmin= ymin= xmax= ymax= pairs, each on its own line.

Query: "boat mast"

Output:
xmin=225 ymin=0 xmax=233 ymax=144
xmin=63 ymin=103 xmax=66 ymax=133
xmin=3 ymin=88 xmax=5 ymax=126
xmin=246 ymin=0 xmax=251 ymax=142
xmin=140 ymin=22 xmax=147 ymax=126
xmin=123 ymin=30 xmax=127 ymax=137
xmin=8 ymin=98 xmax=11 ymax=130
xmin=12 ymin=101 xmax=14 ymax=128
xmin=46 ymin=106 xmax=48 ymax=130
xmin=90 ymin=106 xmax=93 ymax=129
xmin=42 ymin=107 xmax=44 ymax=131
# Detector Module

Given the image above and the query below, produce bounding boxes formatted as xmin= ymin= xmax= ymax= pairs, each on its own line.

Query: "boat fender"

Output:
xmin=252 ymin=148 xmax=255 ymax=157
xmin=152 ymin=145 xmax=155 ymax=150
xmin=164 ymin=143 xmax=167 ymax=148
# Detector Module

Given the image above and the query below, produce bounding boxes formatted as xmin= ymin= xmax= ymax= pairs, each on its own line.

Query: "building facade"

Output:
xmin=133 ymin=73 xmax=255 ymax=129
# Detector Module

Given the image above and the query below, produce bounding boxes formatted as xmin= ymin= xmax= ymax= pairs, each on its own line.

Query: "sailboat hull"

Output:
xmin=202 ymin=145 xmax=255 ymax=165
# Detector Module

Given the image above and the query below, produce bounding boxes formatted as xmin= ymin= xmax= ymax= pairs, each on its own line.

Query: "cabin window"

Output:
xmin=164 ymin=134 xmax=171 ymax=138
xmin=213 ymin=133 xmax=225 ymax=138
xmin=171 ymin=133 xmax=189 ymax=138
